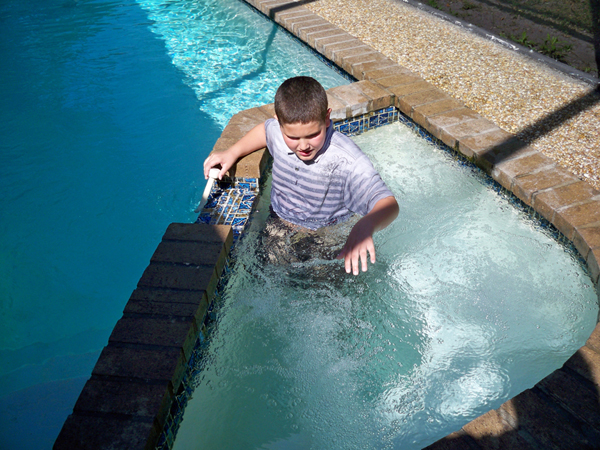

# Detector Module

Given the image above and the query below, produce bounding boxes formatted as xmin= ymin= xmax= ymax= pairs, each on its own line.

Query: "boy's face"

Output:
xmin=277 ymin=109 xmax=331 ymax=162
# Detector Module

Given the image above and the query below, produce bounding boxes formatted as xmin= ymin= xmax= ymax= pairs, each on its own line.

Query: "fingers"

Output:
xmin=343 ymin=250 xmax=352 ymax=274
xmin=368 ymin=240 xmax=376 ymax=264
xmin=360 ymin=246 xmax=369 ymax=273
xmin=203 ymin=157 xmax=214 ymax=179
xmin=339 ymin=242 xmax=376 ymax=276
xmin=346 ymin=248 xmax=365 ymax=276
xmin=203 ymin=155 xmax=226 ymax=180
xmin=338 ymin=246 xmax=354 ymax=274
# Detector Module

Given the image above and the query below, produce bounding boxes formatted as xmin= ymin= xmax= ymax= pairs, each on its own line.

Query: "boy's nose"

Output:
xmin=298 ymin=140 xmax=310 ymax=150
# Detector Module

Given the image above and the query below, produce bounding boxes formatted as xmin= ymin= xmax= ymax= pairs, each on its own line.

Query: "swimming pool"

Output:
xmin=0 ymin=0 xmax=349 ymax=447
xmin=171 ymin=120 xmax=598 ymax=450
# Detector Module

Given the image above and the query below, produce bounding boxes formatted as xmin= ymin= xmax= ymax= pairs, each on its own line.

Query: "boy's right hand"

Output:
xmin=203 ymin=151 xmax=237 ymax=180
xmin=203 ymin=122 xmax=269 ymax=180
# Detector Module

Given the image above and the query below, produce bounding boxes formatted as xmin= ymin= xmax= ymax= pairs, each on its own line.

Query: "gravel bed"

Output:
xmin=306 ymin=0 xmax=600 ymax=190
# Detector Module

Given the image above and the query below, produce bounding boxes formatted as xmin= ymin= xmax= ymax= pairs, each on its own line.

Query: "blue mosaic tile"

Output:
xmin=347 ymin=119 xmax=362 ymax=135
xmin=336 ymin=122 xmax=349 ymax=134
xmin=368 ymin=114 xmax=381 ymax=129
xmin=195 ymin=177 xmax=259 ymax=239
xmin=333 ymin=107 xmax=411 ymax=136
xmin=232 ymin=216 xmax=247 ymax=227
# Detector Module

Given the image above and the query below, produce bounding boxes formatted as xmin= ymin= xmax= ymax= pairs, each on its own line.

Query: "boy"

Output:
xmin=204 ymin=76 xmax=398 ymax=275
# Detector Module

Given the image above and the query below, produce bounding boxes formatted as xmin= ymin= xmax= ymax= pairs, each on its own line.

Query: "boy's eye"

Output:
xmin=289 ymin=132 xmax=319 ymax=140
xmin=284 ymin=130 xmax=321 ymax=140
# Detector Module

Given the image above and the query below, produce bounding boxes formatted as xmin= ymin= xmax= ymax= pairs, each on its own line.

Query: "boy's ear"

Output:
xmin=274 ymin=113 xmax=279 ymax=121
xmin=325 ymin=108 xmax=332 ymax=126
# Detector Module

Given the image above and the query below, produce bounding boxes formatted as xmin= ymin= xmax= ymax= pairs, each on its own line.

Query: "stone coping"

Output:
xmin=54 ymin=224 xmax=234 ymax=449
xmin=54 ymin=1 xmax=600 ymax=448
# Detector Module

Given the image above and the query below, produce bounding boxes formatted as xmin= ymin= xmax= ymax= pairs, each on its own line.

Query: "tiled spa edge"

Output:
xmin=53 ymin=223 xmax=234 ymax=449
xmin=54 ymin=1 xmax=600 ymax=448
xmin=243 ymin=0 xmax=599 ymax=284
xmin=243 ymin=1 xmax=600 ymax=449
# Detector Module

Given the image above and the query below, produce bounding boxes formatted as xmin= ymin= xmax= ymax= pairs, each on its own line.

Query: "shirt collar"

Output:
xmin=312 ymin=122 xmax=334 ymax=164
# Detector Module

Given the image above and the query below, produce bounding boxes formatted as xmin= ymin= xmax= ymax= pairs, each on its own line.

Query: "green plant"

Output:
xmin=428 ymin=0 xmax=440 ymax=8
xmin=539 ymin=34 xmax=572 ymax=61
xmin=510 ymin=31 xmax=535 ymax=49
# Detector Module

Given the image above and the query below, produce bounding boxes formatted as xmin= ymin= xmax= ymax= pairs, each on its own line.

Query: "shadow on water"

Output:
xmin=198 ymin=22 xmax=277 ymax=103
xmin=198 ymin=0 xmax=319 ymax=104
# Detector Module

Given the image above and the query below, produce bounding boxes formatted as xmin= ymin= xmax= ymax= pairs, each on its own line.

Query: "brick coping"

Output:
xmin=54 ymin=1 xmax=600 ymax=449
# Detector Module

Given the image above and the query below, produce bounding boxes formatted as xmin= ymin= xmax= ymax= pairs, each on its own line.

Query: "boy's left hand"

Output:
xmin=337 ymin=219 xmax=376 ymax=275
xmin=336 ymin=196 xmax=399 ymax=275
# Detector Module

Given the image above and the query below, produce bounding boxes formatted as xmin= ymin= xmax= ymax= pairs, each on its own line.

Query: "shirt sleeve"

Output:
xmin=344 ymin=153 xmax=395 ymax=216
xmin=264 ymin=118 xmax=279 ymax=157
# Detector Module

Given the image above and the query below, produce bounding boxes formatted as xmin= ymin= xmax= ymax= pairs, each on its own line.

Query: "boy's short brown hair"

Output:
xmin=274 ymin=76 xmax=329 ymax=125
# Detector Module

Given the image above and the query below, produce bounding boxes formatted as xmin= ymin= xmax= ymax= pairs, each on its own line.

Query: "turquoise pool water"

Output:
xmin=172 ymin=122 xmax=598 ymax=450
xmin=0 ymin=0 xmax=349 ymax=447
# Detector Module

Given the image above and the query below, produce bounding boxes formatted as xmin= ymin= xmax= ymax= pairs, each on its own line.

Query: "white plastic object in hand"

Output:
xmin=195 ymin=168 xmax=221 ymax=213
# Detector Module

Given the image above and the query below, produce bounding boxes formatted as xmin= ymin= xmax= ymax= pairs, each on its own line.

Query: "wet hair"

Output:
xmin=274 ymin=76 xmax=328 ymax=125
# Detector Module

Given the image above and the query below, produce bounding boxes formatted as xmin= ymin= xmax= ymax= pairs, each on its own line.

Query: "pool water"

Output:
xmin=172 ymin=122 xmax=598 ymax=450
xmin=137 ymin=0 xmax=352 ymax=127
xmin=0 ymin=0 xmax=349 ymax=447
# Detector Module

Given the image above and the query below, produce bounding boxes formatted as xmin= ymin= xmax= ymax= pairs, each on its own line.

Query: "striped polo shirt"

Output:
xmin=265 ymin=118 xmax=394 ymax=230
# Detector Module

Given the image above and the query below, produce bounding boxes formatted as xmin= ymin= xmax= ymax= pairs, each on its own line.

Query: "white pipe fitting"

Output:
xmin=196 ymin=168 xmax=221 ymax=213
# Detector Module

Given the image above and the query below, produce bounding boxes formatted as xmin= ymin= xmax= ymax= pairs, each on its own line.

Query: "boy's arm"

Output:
xmin=203 ymin=122 xmax=268 ymax=180
xmin=337 ymin=196 xmax=399 ymax=276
